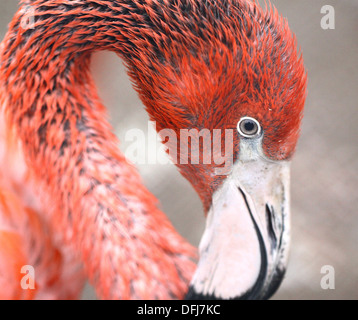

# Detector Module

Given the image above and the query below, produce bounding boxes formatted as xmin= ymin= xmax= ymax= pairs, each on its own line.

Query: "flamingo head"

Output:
xmin=125 ymin=1 xmax=307 ymax=299
xmin=0 ymin=0 xmax=306 ymax=300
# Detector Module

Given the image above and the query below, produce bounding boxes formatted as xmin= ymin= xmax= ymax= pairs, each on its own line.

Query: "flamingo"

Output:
xmin=0 ymin=0 xmax=307 ymax=300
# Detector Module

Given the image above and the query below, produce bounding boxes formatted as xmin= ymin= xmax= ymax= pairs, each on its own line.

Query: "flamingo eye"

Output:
xmin=237 ymin=117 xmax=261 ymax=138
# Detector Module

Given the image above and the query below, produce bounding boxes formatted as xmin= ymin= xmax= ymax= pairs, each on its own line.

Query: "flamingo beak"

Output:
xmin=186 ymin=137 xmax=291 ymax=300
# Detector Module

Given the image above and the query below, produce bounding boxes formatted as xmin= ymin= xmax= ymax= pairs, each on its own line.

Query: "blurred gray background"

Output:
xmin=0 ymin=0 xmax=357 ymax=300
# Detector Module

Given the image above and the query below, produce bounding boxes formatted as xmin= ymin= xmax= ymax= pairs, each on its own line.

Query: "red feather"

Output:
xmin=0 ymin=0 xmax=306 ymax=299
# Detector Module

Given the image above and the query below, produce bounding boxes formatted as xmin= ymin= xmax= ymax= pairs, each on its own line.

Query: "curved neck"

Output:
xmin=0 ymin=0 xmax=153 ymax=164
xmin=0 ymin=1 xmax=196 ymax=299
xmin=1 ymin=0 xmax=234 ymax=211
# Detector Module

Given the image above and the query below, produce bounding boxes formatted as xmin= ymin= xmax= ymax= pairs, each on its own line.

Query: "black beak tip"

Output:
xmin=261 ymin=267 xmax=287 ymax=300
xmin=185 ymin=286 xmax=258 ymax=301
xmin=185 ymin=286 xmax=221 ymax=300
xmin=185 ymin=267 xmax=286 ymax=301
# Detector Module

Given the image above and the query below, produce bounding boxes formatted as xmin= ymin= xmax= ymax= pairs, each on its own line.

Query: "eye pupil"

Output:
xmin=237 ymin=117 xmax=261 ymax=138
xmin=244 ymin=121 xmax=255 ymax=133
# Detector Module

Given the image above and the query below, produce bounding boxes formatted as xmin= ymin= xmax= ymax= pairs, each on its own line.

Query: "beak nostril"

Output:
xmin=266 ymin=204 xmax=278 ymax=253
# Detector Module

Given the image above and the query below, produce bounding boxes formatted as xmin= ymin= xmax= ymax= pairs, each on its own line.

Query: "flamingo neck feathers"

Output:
xmin=1 ymin=0 xmax=306 ymax=211
xmin=0 ymin=0 xmax=306 ymax=298
xmin=0 ymin=0 xmax=199 ymax=299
